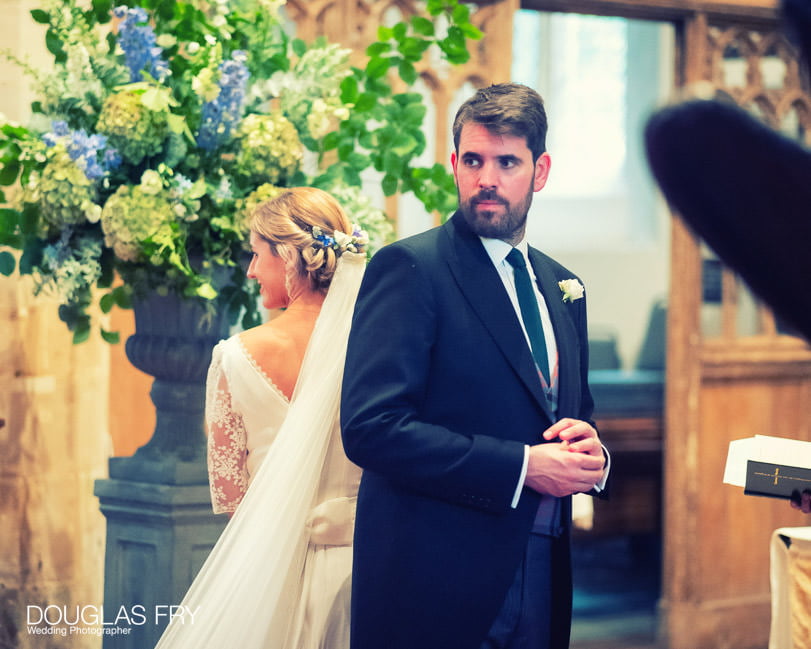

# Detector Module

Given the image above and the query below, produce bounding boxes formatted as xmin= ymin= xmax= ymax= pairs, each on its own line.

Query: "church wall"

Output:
xmin=0 ymin=1 xmax=110 ymax=647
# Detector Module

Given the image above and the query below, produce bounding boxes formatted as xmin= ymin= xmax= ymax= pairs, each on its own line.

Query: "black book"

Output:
xmin=744 ymin=460 xmax=811 ymax=499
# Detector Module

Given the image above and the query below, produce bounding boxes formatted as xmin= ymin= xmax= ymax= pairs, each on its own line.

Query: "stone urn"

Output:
xmin=108 ymin=290 xmax=231 ymax=485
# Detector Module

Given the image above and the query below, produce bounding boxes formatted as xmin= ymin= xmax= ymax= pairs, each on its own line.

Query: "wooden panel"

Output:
xmin=523 ymin=0 xmax=778 ymax=23
xmin=590 ymin=415 xmax=663 ymax=536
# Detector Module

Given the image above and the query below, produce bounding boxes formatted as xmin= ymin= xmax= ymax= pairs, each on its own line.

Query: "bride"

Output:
xmin=155 ymin=186 xmax=367 ymax=649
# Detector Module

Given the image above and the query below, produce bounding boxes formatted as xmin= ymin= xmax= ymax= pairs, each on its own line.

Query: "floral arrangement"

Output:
xmin=311 ymin=225 xmax=368 ymax=257
xmin=558 ymin=279 xmax=585 ymax=303
xmin=0 ymin=0 xmax=480 ymax=342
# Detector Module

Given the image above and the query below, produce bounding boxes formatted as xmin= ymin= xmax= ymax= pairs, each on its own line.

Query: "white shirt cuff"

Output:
xmin=593 ymin=444 xmax=611 ymax=492
xmin=511 ymin=445 xmax=530 ymax=509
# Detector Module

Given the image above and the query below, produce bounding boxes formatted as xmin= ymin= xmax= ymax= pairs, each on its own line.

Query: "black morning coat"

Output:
xmin=341 ymin=211 xmax=598 ymax=649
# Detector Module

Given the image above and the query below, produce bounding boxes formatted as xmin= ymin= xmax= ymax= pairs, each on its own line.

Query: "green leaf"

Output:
xmin=398 ymin=60 xmax=417 ymax=85
xmin=0 ymin=251 xmax=15 ymax=276
xmin=45 ymin=29 xmax=66 ymax=62
xmin=366 ymin=42 xmax=391 ymax=57
xmin=0 ymin=208 xmax=18 ymax=235
xmin=393 ymin=92 xmax=423 ymax=107
xmin=392 ymin=22 xmax=407 ymax=42
xmin=354 ymin=92 xmax=378 ymax=113
xmin=431 ymin=162 xmax=453 ymax=184
xmin=18 ymin=240 xmax=42 ymax=274
xmin=382 ymin=156 xmax=403 ymax=177
xmin=337 ymin=141 xmax=355 ymax=161
xmin=341 ymin=165 xmax=362 ymax=187
xmin=381 ymin=174 xmax=399 ymax=196
xmin=20 ymin=203 xmax=40 ymax=235
xmin=166 ymin=113 xmax=188 ymax=135
xmin=461 ymin=23 xmax=483 ymax=40
xmin=340 ymin=75 xmax=359 ymax=104
xmin=292 ymin=38 xmax=307 ymax=57
xmin=365 ymin=56 xmax=391 ymax=79
xmin=358 ymin=130 xmax=377 ymax=149
xmin=30 ymin=9 xmax=50 ymax=24
xmin=100 ymin=328 xmax=120 ymax=344
xmin=72 ymin=325 xmax=91 ymax=344
xmin=112 ymin=286 xmax=132 ymax=309
xmin=140 ymin=85 xmax=177 ymax=111
xmin=390 ymin=132 xmax=419 ymax=156
xmin=452 ymin=3 xmax=471 ymax=24
xmin=92 ymin=0 xmax=114 ymax=23
xmin=346 ymin=152 xmax=370 ymax=169
xmin=187 ymin=176 xmax=207 ymax=200
xmin=99 ymin=293 xmax=115 ymax=314
xmin=402 ymin=102 xmax=427 ymax=126
xmin=426 ymin=0 xmax=445 ymax=15
xmin=322 ymin=131 xmax=340 ymax=151
xmin=398 ymin=37 xmax=430 ymax=62
xmin=196 ymin=282 xmax=217 ymax=300
xmin=411 ymin=16 xmax=435 ymax=37
xmin=377 ymin=26 xmax=394 ymax=41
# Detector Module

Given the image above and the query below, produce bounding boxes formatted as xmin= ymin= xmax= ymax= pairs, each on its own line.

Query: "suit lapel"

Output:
xmin=443 ymin=215 xmax=556 ymax=422
xmin=528 ymin=247 xmax=579 ymax=418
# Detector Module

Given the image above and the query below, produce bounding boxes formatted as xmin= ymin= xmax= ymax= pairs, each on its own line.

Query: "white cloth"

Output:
xmin=154 ymin=251 xmax=365 ymax=649
xmin=770 ymin=527 xmax=811 ymax=649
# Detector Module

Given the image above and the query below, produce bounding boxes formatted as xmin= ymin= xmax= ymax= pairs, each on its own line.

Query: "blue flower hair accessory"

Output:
xmin=311 ymin=224 xmax=369 ymax=255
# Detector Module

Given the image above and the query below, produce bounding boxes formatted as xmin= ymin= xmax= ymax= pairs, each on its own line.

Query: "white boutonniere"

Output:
xmin=558 ymin=279 xmax=585 ymax=303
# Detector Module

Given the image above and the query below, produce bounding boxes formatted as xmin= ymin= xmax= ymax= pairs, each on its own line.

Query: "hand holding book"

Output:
xmin=724 ymin=435 xmax=811 ymax=505
xmin=790 ymin=489 xmax=811 ymax=513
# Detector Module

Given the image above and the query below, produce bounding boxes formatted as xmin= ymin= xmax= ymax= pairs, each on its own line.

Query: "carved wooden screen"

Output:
xmin=704 ymin=19 xmax=811 ymax=342
xmin=664 ymin=10 xmax=811 ymax=649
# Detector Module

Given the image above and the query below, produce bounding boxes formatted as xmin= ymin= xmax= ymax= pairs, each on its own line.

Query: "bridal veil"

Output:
xmin=154 ymin=251 xmax=366 ymax=649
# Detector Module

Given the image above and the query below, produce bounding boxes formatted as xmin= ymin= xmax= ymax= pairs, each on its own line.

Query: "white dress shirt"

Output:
xmin=479 ymin=237 xmax=607 ymax=508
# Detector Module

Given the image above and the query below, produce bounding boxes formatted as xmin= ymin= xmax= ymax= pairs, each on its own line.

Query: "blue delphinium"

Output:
xmin=197 ymin=52 xmax=250 ymax=151
xmin=43 ymin=121 xmax=120 ymax=181
xmin=114 ymin=5 xmax=169 ymax=82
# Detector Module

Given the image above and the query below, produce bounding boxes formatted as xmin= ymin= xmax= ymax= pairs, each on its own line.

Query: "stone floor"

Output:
xmin=570 ymin=533 xmax=662 ymax=649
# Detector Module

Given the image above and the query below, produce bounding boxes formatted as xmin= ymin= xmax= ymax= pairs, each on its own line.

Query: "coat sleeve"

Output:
xmin=340 ymin=242 xmax=526 ymax=514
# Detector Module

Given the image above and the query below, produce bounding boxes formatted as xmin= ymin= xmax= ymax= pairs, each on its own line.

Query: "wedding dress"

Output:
xmin=154 ymin=251 xmax=365 ymax=649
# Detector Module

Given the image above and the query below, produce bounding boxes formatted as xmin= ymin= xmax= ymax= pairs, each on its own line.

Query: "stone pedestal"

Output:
xmin=93 ymin=478 xmax=227 ymax=649
xmin=93 ymin=290 xmax=230 ymax=647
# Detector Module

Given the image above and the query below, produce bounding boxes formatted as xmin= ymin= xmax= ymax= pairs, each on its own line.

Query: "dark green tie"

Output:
xmin=506 ymin=248 xmax=550 ymax=385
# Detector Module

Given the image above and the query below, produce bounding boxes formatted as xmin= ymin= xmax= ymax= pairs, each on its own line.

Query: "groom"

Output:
xmin=341 ymin=82 xmax=607 ymax=649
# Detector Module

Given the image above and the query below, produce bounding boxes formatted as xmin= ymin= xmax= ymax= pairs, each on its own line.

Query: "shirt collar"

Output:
xmin=479 ymin=237 xmax=529 ymax=266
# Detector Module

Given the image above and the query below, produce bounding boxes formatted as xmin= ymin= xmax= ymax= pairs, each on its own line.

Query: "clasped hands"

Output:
xmin=524 ymin=418 xmax=606 ymax=497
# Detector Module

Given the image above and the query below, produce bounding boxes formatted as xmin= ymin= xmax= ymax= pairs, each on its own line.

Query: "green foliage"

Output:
xmin=0 ymin=0 xmax=481 ymax=342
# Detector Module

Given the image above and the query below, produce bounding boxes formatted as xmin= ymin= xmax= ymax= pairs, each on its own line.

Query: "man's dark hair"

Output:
xmin=452 ymin=82 xmax=548 ymax=161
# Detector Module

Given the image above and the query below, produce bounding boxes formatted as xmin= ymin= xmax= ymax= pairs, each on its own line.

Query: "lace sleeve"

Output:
xmin=206 ymin=348 xmax=249 ymax=515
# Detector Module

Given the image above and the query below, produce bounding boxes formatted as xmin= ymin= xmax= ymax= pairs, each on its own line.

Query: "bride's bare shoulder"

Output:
xmin=238 ymin=323 xmax=295 ymax=366
xmin=237 ymin=320 xmax=310 ymax=399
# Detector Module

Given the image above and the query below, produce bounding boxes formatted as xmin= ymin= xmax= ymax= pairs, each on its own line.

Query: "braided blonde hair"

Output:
xmin=250 ymin=187 xmax=353 ymax=294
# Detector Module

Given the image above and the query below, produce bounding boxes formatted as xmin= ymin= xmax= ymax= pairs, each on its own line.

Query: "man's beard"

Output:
xmin=458 ymin=185 xmax=533 ymax=242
